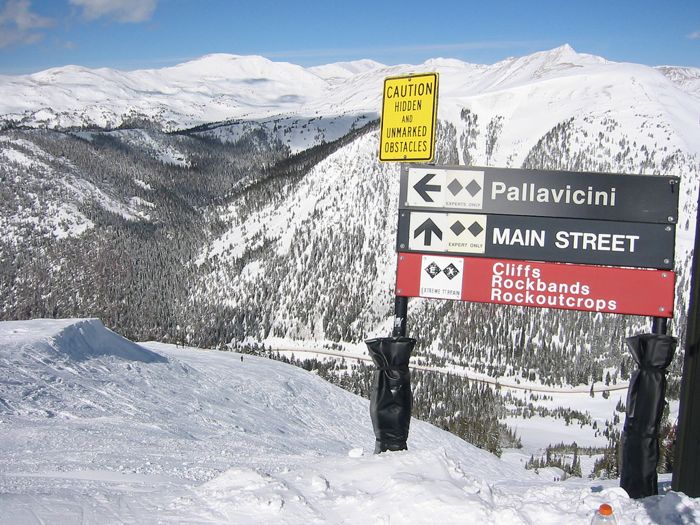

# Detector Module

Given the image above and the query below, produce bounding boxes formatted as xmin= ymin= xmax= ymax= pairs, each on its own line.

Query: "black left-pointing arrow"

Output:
xmin=414 ymin=173 xmax=441 ymax=202
xmin=414 ymin=218 xmax=443 ymax=246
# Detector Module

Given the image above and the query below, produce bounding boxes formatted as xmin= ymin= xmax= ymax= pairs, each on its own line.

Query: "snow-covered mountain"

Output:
xmin=2 ymin=45 xmax=698 ymax=152
xmin=2 ymin=45 xmax=698 ymax=185
xmin=1 ymin=318 xmax=697 ymax=524
xmin=0 ymin=52 xmax=392 ymax=132
xmin=1 ymin=44 xmax=699 ymax=416
xmin=0 ymin=54 xmax=327 ymax=130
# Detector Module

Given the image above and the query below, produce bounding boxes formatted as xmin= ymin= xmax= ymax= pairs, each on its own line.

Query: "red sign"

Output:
xmin=395 ymin=252 xmax=675 ymax=317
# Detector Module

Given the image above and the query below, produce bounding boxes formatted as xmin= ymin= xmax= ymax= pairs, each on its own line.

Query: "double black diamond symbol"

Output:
xmin=447 ymin=178 xmax=482 ymax=197
xmin=450 ymin=220 xmax=484 ymax=237
xmin=424 ymin=262 xmax=460 ymax=280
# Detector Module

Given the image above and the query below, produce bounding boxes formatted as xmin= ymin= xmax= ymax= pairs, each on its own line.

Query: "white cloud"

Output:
xmin=688 ymin=30 xmax=700 ymax=40
xmin=70 ymin=0 xmax=158 ymax=23
xmin=0 ymin=0 xmax=54 ymax=48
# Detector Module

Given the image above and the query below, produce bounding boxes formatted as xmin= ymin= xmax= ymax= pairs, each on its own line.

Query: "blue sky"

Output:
xmin=0 ymin=0 xmax=698 ymax=74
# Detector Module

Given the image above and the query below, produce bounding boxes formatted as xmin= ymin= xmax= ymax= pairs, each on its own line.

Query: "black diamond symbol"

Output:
xmin=466 ymin=179 xmax=482 ymax=197
xmin=468 ymin=221 xmax=484 ymax=237
xmin=447 ymin=178 xmax=463 ymax=196
xmin=443 ymin=263 xmax=460 ymax=280
xmin=450 ymin=221 xmax=466 ymax=236
xmin=425 ymin=262 xmax=441 ymax=278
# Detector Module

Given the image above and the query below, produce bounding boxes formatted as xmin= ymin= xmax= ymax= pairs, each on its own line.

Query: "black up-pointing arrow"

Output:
xmin=414 ymin=218 xmax=443 ymax=246
xmin=414 ymin=173 xmax=441 ymax=202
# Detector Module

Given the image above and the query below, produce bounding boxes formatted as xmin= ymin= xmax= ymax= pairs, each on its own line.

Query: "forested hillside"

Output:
xmin=0 ymin=121 xmax=383 ymax=341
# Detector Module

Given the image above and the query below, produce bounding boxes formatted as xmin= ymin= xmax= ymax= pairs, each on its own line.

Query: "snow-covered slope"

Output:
xmin=1 ymin=318 xmax=698 ymax=524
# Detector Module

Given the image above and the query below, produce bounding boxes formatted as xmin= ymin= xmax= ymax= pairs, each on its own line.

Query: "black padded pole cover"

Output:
xmin=620 ymin=333 xmax=677 ymax=499
xmin=366 ymin=337 xmax=416 ymax=453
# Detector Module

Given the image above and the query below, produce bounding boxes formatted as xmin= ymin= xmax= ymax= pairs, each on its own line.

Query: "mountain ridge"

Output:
xmin=1 ymin=44 xmax=698 ymax=137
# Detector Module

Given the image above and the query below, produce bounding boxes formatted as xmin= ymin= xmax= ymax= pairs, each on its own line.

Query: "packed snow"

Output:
xmin=1 ymin=318 xmax=698 ymax=524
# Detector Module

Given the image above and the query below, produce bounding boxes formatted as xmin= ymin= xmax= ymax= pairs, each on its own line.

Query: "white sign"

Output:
xmin=406 ymin=168 xmax=485 ymax=209
xmin=447 ymin=214 xmax=487 ymax=254
xmin=418 ymin=255 xmax=464 ymax=300
xmin=408 ymin=212 xmax=487 ymax=254
xmin=408 ymin=211 xmax=447 ymax=251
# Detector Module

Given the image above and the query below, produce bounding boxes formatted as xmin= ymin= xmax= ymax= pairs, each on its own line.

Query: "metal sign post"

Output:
xmin=368 ymin=73 xmax=438 ymax=454
xmin=392 ymin=295 xmax=408 ymax=337
xmin=672 ymin=189 xmax=700 ymax=497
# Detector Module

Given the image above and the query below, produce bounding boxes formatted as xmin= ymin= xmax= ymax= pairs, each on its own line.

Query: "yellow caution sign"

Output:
xmin=379 ymin=72 xmax=438 ymax=162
